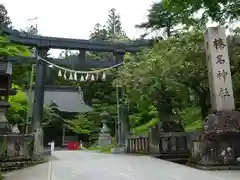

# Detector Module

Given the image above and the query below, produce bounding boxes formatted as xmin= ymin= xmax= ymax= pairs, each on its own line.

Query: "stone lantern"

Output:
xmin=0 ymin=61 xmax=16 ymax=134
xmin=98 ymin=111 xmax=111 ymax=147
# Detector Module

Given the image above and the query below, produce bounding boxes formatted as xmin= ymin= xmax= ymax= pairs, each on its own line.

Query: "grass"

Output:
xmin=131 ymin=118 xmax=159 ymax=135
xmin=84 ymin=137 xmax=120 ymax=154
xmin=130 ymin=109 xmax=203 ymax=136
xmin=87 ymin=144 xmax=119 ymax=153
xmin=185 ymin=119 xmax=203 ymax=132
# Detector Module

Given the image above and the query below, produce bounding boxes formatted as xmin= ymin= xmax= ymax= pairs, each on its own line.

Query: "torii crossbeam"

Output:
xmin=0 ymin=26 xmax=151 ymax=145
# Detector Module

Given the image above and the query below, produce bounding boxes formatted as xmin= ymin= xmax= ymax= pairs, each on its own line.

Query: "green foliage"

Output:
xmin=90 ymin=23 xmax=109 ymax=41
xmin=41 ymin=104 xmax=61 ymax=127
xmin=106 ymin=8 xmax=126 ymax=37
xmin=179 ymin=107 xmax=203 ymax=132
xmin=88 ymin=144 xmax=118 ymax=153
xmin=0 ymin=35 xmax=31 ymax=126
xmin=117 ymin=34 xmax=192 ymax=121
xmin=117 ymin=27 xmax=240 ymax=133
xmin=0 ymin=4 xmax=12 ymax=27
xmin=89 ymin=8 xmax=129 ymax=61
xmin=129 ymin=105 xmax=158 ymax=128
xmin=65 ymin=114 xmax=95 ymax=134
xmin=0 ymin=7 xmax=33 ymax=128
xmin=131 ymin=118 xmax=159 ymax=135
xmin=163 ymin=0 xmax=240 ymax=24
xmin=136 ymin=1 xmax=184 ymax=37
xmin=0 ymin=36 xmax=30 ymax=57
xmin=0 ymin=36 xmax=32 ymax=86
xmin=21 ymin=25 xmax=38 ymax=36
xmin=132 ymin=0 xmax=240 ymax=131
xmin=66 ymin=8 xmax=132 ymax=141
xmin=65 ymin=113 xmax=101 ymax=142
xmin=90 ymin=8 xmax=127 ymax=40
xmin=4 ymin=3 xmax=239 ymax=141
xmin=8 ymin=84 xmax=28 ymax=125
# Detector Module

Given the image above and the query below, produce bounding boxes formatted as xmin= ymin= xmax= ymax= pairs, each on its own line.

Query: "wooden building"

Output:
xmin=26 ymin=86 xmax=92 ymax=147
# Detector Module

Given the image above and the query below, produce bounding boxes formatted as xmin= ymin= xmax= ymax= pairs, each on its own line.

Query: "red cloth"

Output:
xmin=67 ymin=141 xmax=74 ymax=150
xmin=74 ymin=142 xmax=79 ymax=150
xmin=67 ymin=141 xmax=79 ymax=150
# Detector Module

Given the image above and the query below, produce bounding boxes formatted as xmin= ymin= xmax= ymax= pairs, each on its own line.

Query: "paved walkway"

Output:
xmin=3 ymin=150 xmax=240 ymax=180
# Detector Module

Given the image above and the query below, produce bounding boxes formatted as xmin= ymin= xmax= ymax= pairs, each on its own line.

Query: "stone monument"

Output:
xmin=190 ymin=26 xmax=240 ymax=169
xmin=205 ymin=26 xmax=235 ymax=111
xmin=98 ymin=112 xmax=112 ymax=147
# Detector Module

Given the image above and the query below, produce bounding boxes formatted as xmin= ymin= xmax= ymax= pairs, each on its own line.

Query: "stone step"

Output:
xmin=0 ymin=158 xmax=46 ymax=172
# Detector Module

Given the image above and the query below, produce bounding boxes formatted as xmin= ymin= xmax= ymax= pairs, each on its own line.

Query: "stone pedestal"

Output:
xmin=0 ymin=109 xmax=11 ymax=134
xmin=33 ymin=128 xmax=44 ymax=155
xmin=190 ymin=111 xmax=240 ymax=169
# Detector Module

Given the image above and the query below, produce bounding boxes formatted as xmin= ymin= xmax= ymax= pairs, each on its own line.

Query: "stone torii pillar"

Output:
xmin=32 ymin=48 xmax=49 ymax=132
xmin=204 ymin=26 xmax=235 ymax=111
xmin=115 ymin=50 xmax=130 ymax=146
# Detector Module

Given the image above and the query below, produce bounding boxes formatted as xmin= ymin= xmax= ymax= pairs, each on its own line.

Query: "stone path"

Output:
xmin=3 ymin=150 xmax=240 ymax=180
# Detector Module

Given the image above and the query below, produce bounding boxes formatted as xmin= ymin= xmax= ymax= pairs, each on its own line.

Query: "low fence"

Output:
xmin=158 ymin=132 xmax=190 ymax=155
xmin=126 ymin=136 xmax=149 ymax=153
xmin=126 ymin=132 xmax=201 ymax=160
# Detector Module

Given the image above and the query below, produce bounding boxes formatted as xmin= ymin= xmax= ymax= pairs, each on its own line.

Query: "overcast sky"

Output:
xmin=2 ymin=0 xmax=159 ymax=56
xmin=2 ymin=0 xmax=158 ymax=39
xmin=2 ymin=0 xmax=237 ymax=57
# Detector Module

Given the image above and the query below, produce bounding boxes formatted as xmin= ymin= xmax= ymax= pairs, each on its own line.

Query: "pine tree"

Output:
xmin=0 ymin=4 xmax=12 ymax=26
xmin=106 ymin=8 xmax=125 ymax=37
xmin=25 ymin=25 xmax=38 ymax=36
xmin=89 ymin=23 xmax=108 ymax=40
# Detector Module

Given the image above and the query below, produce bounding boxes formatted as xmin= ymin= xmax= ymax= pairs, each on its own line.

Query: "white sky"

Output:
xmin=2 ymin=0 xmax=159 ymax=56
xmin=2 ymin=0 xmax=238 ymax=57
xmin=2 ymin=0 xmax=157 ymax=38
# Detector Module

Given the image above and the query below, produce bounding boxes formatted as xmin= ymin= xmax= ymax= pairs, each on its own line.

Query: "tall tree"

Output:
xmin=90 ymin=23 xmax=108 ymax=40
xmin=21 ymin=25 xmax=38 ymax=36
xmin=117 ymin=28 xmax=240 ymax=132
xmin=106 ymin=8 xmax=125 ymax=37
xmin=163 ymin=0 xmax=240 ymax=24
xmin=89 ymin=23 xmax=113 ymax=60
xmin=136 ymin=1 xmax=204 ymax=38
xmin=0 ymin=36 xmax=31 ymax=129
xmin=136 ymin=2 xmax=183 ymax=38
xmin=0 ymin=4 xmax=11 ymax=26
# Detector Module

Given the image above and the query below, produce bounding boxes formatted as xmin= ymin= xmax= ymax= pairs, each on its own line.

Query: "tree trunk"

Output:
xmin=166 ymin=26 xmax=171 ymax=37
xmin=199 ymin=90 xmax=210 ymax=120
xmin=156 ymin=100 xmax=184 ymax=132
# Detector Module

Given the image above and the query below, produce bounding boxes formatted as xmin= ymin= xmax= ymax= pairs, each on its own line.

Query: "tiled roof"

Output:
xmin=25 ymin=86 xmax=93 ymax=113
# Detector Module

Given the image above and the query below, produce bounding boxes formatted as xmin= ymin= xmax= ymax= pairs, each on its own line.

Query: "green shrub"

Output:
xmin=131 ymin=118 xmax=159 ymax=135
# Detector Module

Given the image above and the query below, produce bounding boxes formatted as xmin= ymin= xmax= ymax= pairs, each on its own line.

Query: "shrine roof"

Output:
xmin=25 ymin=86 xmax=92 ymax=113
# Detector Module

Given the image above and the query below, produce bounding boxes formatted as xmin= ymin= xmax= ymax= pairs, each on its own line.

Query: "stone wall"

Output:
xmin=190 ymin=130 xmax=240 ymax=166
xmin=0 ymin=134 xmax=34 ymax=160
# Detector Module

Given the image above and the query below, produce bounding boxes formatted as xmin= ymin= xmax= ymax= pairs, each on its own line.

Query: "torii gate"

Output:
xmin=0 ymin=26 xmax=151 ymax=145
